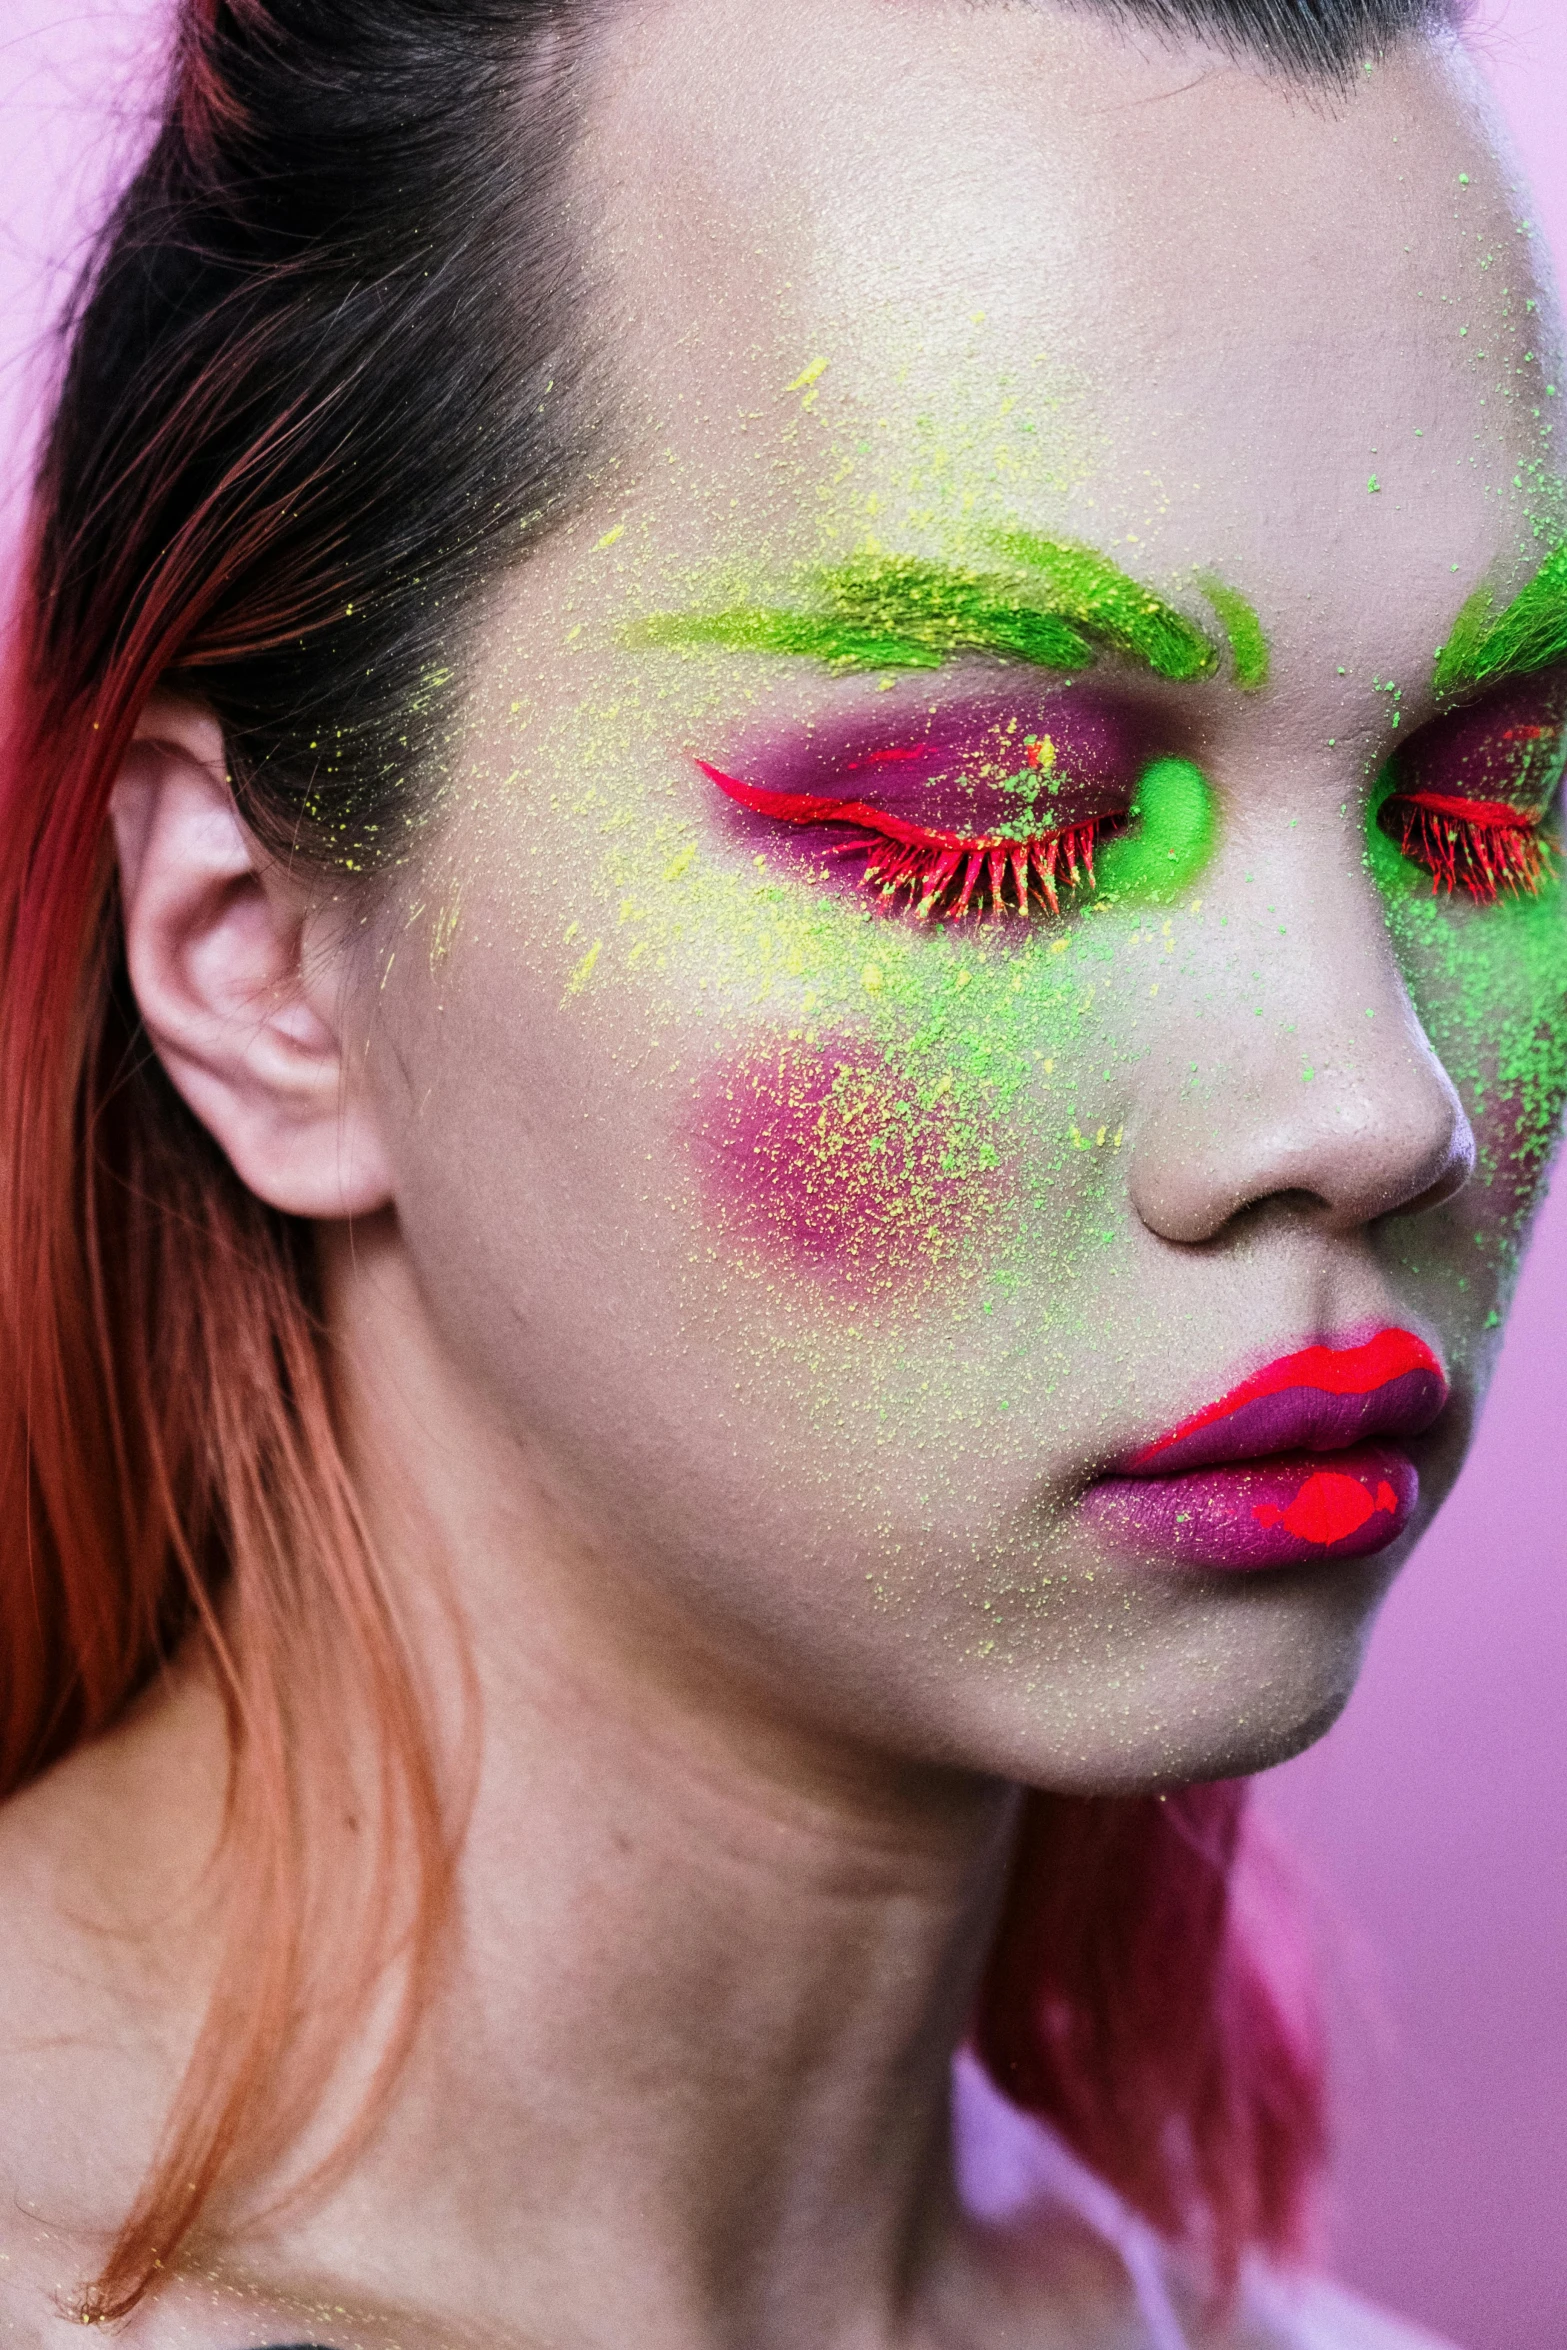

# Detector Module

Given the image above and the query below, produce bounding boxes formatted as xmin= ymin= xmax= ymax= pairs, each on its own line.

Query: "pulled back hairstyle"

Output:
xmin=0 ymin=0 xmax=1456 ymax=2317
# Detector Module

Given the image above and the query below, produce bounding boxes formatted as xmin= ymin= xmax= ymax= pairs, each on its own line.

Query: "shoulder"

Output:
xmin=1224 ymin=2269 xmax=1466 ymax=2350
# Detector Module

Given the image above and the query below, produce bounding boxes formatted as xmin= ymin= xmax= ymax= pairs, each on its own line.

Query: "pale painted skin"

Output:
xmin=0 ymin=5 xmax=1554 ymax=2347
xmin=373 ymin=0 xmax=1562 ymax=1788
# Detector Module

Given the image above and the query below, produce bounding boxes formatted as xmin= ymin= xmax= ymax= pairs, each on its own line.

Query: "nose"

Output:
xmin=1126 ymin=863 xmax=1476 ymax=1248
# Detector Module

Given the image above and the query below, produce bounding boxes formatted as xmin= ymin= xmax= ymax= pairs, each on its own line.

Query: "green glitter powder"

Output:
xmin=1196 ymin=573 xmax=1271 ymax=692
xmin=547 ymin=678 xmax=1230 ymax=1316
xmin=1433 ymin=541 xmax=1567 ymax=695
xmin=982 ymin=532 xmax=1219 ymax=683
xmin=628 ymin=544 xmax=1221 ymax=682
xmin=627 ymin=603 xmax=954 ymax=673
xmin=1368 ymin=768 xmax=1567 ymax=1298
xmin=816 ymin=554 xmax=1098 ymax=670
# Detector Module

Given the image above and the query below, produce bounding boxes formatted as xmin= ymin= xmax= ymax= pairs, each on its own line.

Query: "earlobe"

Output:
xmin=112 ymin=696 xmax=395 ymax=1221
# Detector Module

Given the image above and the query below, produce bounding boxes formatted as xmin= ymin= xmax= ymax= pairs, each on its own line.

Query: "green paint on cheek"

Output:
xmin=1095 ymin=759 xmax=1217 ymax=903
xmin=1367 ymin=777 xmax=1567 ymax=1276
xmin=568 ymin=754 xmax=1145 ymax=1292
xmin=547 ymin=698 xmax=1224 ymax=1310
xmin=1196 ymin=573 xmax=1271 ymax=693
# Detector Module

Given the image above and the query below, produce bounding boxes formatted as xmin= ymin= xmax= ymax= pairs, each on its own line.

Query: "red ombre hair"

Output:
xmin=0 ymin=0 xmax=1340 ymax=2318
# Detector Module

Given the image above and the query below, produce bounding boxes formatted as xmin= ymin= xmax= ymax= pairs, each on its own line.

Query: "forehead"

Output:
xmin=588 ymin=0 xmax=1563 ymax=670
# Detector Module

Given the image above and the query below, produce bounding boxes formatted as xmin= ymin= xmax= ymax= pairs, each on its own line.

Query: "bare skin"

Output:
xmin=0 ymin=4 xmax=1553 ymax=2345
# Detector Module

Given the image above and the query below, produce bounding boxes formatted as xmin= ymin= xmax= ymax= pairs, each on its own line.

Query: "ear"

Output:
xmin=112 ymin=694 xmax=394 ymax=1220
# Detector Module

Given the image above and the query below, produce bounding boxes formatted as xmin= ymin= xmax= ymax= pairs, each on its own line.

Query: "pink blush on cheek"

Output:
xmin=690 ymin=1036 xmax=1014 ymax=1295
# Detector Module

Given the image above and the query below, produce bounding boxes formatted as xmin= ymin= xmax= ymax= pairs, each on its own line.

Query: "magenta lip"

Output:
xmin=1082 ymin=1444 xmax=1419 ymax=1574
xmin=1120 ymin=1328 xmax=1448 ymax=1478
xmin=1082 ymin=1331 xmax=1447 ymax=1575
xmin=1125 ymin=1366 xmax=1446 ymax=1477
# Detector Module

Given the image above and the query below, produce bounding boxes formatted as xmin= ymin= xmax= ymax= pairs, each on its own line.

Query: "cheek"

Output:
xmin=1468 ymin=1055 xmax=1567 ymax=1265
xmin=690 ymin=1033 xmax=1015 ymax=1297
xmin=1385 ymin=887 xmax=1567 ymax=1310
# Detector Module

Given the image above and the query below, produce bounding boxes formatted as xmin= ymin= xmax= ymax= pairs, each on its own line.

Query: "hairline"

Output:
xmin=1010 ymin=0 xmax=1465 ymax=83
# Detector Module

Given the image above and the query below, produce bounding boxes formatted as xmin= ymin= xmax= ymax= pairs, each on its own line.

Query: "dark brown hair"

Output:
xmin=1090 ymin=0 xmax=1460 ymax=76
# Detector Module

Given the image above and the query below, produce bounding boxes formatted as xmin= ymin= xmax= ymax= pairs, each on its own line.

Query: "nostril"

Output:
xmin=1382 ymin=1125 xmax=1476 ymax=1226
xmin=1126 ymin=1057 xmax=1477 ymax=1247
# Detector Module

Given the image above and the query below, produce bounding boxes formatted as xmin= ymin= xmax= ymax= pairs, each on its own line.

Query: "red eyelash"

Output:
xmin=699 ymin=760 xmax=1114 ymax=919
xmin=1384 ymin=790 xmax=1561 ymax=903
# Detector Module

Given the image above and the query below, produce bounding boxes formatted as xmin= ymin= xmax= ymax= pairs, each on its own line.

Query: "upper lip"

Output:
xmin=1119 ymin=1327 xmax=1449 ymax=1479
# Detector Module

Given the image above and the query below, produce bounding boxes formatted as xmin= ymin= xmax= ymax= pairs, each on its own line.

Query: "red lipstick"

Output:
xmin=1082 ymin=1328 xmax=1448 ymax=1574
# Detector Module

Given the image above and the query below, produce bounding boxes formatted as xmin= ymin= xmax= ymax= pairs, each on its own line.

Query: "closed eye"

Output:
xmin=1379 ymin=789 xmax=1560 ymax=903
xmin=698 ymin=758 xmax=1124 ymax=920
xmin=1376 ymin=674 xmax=1567 ymax=904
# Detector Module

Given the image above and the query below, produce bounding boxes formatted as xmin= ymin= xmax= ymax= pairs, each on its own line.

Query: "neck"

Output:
xmin=274 ymin=1220 xmax=1021 ymax=2350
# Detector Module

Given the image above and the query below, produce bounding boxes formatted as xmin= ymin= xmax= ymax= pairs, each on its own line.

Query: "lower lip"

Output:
xmin=1080 ymin=1443 xmax=1419 ymax=1574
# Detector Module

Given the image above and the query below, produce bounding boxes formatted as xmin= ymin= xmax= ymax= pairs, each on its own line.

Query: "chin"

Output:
xmin=1170 ymin=1680 xmax=1361 ymax=1787
xmin=974 ymin=1551 xmax=1392 ymax=1795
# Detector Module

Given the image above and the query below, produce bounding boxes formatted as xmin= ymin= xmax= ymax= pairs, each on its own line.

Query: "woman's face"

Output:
xmin=359 ymin=0 xmax=1567 ymax=1788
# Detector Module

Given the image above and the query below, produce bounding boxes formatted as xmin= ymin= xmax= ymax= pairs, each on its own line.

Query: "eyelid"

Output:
xmin=697 ymin=759 xmax=938 ymax=842
xmin=1379 ymin=783 xmax=1561 ymax=902
xmin=1399 ymin=672 xmax=1567 ymax=800
xmin=1386 ymin=790 xmax=1547 ymax=828
xmin=696 ymin=684 xmax=1162 ymax=817
xmin=698 ymin=758 xmax=1096 ymax=850
xmin=698 ymin=758 xmax=1113 ymax=920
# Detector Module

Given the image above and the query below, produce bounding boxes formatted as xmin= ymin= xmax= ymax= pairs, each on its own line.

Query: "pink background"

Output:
xmin=2 ymin=6 xmax=1564 ymax=2343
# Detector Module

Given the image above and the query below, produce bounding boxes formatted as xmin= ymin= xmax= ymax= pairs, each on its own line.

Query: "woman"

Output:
xmin=0 ymin=0 xmax=1555 ymax=2341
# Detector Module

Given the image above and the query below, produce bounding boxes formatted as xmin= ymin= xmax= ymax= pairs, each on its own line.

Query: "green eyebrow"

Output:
xmin=1434 ymin=542 xmax=1567 ymax=696
xmin=627 ymin=540 xmax=1268 ymax=690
